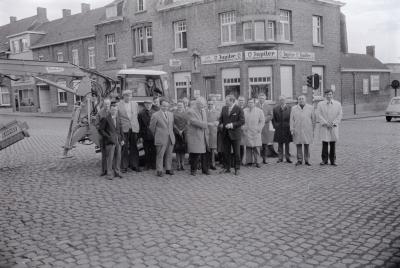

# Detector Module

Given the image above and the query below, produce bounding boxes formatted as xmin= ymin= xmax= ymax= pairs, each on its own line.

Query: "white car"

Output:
xmin=385 ymin=96 xmax=400 ymax=122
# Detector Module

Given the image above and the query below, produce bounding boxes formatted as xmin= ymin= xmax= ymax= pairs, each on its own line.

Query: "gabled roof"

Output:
xmin=341 ymin=53 xmax=390 ymax=72
xmin=0 ymin=15 xmax=43 ymax=53
xmin=31 ymin=7 xmax=106 ymax=49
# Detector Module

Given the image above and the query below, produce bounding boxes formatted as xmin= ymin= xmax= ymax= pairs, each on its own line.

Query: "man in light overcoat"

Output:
xmin=290 ymin=95 xmax=315 ymax=166
xmin=149 ymin=99 xmax=176 ymax=177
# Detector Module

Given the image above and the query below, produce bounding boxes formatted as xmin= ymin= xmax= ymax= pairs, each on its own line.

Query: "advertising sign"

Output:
xmin=245 ymin=50 xmax=277 ymax=60
xmin=278 ymin=50 xmax=315 ymax=61
xmin=201 ymin=52 xmax=243 ymax=65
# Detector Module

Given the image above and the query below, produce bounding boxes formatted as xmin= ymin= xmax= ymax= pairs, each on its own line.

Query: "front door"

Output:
xmin=38 ymin=85 xmax=51 ymax=113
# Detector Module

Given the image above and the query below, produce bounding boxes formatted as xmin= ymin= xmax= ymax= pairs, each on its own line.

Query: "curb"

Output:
xmin=342 ymin=114 xmax=383 ymax=121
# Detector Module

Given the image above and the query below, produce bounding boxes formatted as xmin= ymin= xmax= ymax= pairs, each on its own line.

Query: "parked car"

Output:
xmin=385 ymin=96 xmax=400 ymax=122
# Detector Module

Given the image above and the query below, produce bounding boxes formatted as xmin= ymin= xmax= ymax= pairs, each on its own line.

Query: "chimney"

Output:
xmin=10 ymin=16 xmax=17 ymax=23
xmin=37 ymin=7 xmax=47 ymax=23
xmin=81 ymin=3 xmax=91 ymax=13
xmin=366 ymin=46 xmax=375 ymax=58
xmin=62 ymin=9 xmax=71 ymax=18
xmin=340 ymin=13 xmax=348 ymax=53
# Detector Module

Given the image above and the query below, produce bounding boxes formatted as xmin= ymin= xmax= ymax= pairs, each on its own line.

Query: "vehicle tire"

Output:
xmin=386 ymin=116 xmax=392 ymax=122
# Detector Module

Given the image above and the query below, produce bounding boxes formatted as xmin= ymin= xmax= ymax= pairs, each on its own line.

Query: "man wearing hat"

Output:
xmin=118 ymin=90 xmax=141 ymax=173
xmin=138 ymin=99 xmax=157 ymax=170
xmin=98 ymin=101 xmax=124 ymax=179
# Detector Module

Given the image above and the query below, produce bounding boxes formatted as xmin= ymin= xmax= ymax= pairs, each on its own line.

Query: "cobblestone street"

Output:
xmin=1 ymin=115 xmax=400 ymax=268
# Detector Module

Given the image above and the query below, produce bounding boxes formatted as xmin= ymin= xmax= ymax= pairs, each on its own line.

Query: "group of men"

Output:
xmin=96 ymin=88 xmax=342 ymax=180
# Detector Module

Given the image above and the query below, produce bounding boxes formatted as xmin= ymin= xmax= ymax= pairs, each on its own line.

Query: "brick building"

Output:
xmin=95 ymin=0 xmax=345 ymax=104
xmin=340 ymin=46 xmax=392 ymax=114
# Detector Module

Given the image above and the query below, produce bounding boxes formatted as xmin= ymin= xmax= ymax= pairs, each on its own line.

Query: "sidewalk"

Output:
xmin=342 ymin=111 xmax=384 ymax=120
xmin=0 ymin=110 xmax=71 ymax=119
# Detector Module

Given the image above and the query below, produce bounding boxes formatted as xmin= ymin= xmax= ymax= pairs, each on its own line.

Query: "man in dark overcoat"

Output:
xmin=272 ymin=95 xmax=293 ymax=163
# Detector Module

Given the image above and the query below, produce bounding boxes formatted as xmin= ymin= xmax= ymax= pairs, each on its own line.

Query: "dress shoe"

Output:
xmin=277 ymin=159 xmax=283 ymax=163
xmin=180 ymin=165 xmax=185 ymax=171
xmin=320 ymin=162 xmax=328 ymax=166
xmin=331 ymin=163 xmax=337 ymax=166
xmin=286 ymin=159 xmax=293 ymax=164
xmin=234 ymin=169 xmax=240 ymax=176
xmin=100 ymin=172 xmax=107 ymax=177
xmin=262 ymin=159 xmax=268 ymax=164
xmin=305 ymin=162 xmax=312 ymax=166
xmin=255 ymin=163 xmax=261 ymax=168
xmin=114 ymin=173 xmax=123 ymax=178
xmin=156 ymin=171 xmax=164 ymax=177
xmin=295 ymin=161 xmax=302 ymax=166
xmin=220 ymin=169 xmax=230 ymax=174
xmin=203 ymin=171 xmax=210 ymax=175
xmin=105 ymin=175 xmax=113 ymax=180
xmin=166 ymin=170 xmax=174 ymax=175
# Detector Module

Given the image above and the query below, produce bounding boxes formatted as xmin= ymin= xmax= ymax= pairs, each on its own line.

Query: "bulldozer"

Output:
xmin=0 ymin=59 xmax=168 ymax=157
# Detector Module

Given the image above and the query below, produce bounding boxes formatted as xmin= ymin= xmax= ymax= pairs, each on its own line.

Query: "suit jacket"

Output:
xmin=98 ymin=113 xmax=123 ymax=145
xmin=138 ymin=108 xmax=155 ymax=141
xmin=186 ymin=108 xmax=209 ymax=154
xmin=272 ymin=105 xmax=292 ymax=143
xmin=218 ymin=104 xmax=245 ymax=140
xmin=149 ymin=110 xmax=176 ymax=146
xmin=118 ymin=101 xmax=139 ymax=133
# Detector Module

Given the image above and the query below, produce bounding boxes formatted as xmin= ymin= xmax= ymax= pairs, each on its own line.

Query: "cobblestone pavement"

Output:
xmin=1 ymin=115 xmax=400 ymax=268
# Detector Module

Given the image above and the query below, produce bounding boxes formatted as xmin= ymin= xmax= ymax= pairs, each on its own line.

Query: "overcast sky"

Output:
xmin=0 ymin=0 xmax=399 ymax=63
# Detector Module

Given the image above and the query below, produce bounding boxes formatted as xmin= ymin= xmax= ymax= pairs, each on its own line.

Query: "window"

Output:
xmin=312 ymin=66 xmax=324 ymax=95
xmin=11 ymin=40 xmax=20 ymax=54
xmin=106 ymin=1 xmax=123 ymax=18
xmin=222 ymin=68 xmax=240 ymax=99
xmin=57 ymin=80 xmax=68 ymax=106
xmin=243 ymin=22 xmax=252 ymax=41
xmin=312 ymin=16 xmax=323 ymax=45
xmin=106 ymin=34 xmax=116 ymax=59
xmin=278 ymin=10 xmax=291 ymax=42
xmin=249 ymin=67 xmax=272 ymax=99
xmin=88 ymin=47 xmax=96 ymax=69
xmin=38 ymin=55 xmax=44 ymax=61
xmin=133 ymin=25 xmax=152 ymax=56
xmin=267 ymin=21 xmax=275 ymax=41
xmin=57 ymin=52 xmax=64 ymax=62
xmin=220 ymin=11 xmax=236 ymax=44
xmin=72 ymin=80 xmax=85 ymax=104
xmin=254 ymin=21 xmax=265 ymax=41
xmin=174 ymin=20 xmax=187 ymax=50
xmin=19 ymin=89 xmax=34 ymax=106
xmin=0 ymin=87 xmax=11 ymax=106
xmin=174 ymin=72 xmax=191 ymax=101
xmin=280 ymin=66 xmax=293 ymax=98
xmin=72 ymin=49 xmax=79 ymax=66
xmin=370 ymin=75 xmax=380 ymax=91
xmin=20 ymin=39 xmax=29 ymax=51
xmin=137 ymin=0 xmax=145 ymax=11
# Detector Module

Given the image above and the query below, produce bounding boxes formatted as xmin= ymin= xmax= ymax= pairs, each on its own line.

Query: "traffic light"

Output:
xmin=307 ymin=75 xmax=313 ymax=88
xmin=313 ymin=73 xmax=320 ymax=89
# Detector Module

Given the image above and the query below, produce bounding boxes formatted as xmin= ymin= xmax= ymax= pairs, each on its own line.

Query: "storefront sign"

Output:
xmin=278 ymin=50 xmax=315 ymax=62
xmin=169 ymin=59 xmax=182 ymax=67
xmin=46 ymin=67 xmax=65 ymax=73
xmin=201 ymin=52 xmax=243 ymax=65
xmin=245 ymin=50 xmax=277 ymax=60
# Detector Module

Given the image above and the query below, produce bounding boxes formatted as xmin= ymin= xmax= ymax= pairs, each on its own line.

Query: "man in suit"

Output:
xmin=138 ymin=100 xmax=156 ymax=170
xmin=272 ymin=95 xmax=293 ymax=163
xmin=149 ymin=98 xmax=176 ymax=177
xmin=218 ymin=94 xmax=245 ymax=175
xmin=98 ymin=102 xmax=124 ymax=180
xmin=186 ymin=97 xmax=210 ymax=176
xmin=96 ymin=98 xmax=111 ymax=176
xmin=118 ymin=90 xmax=141 ymax=173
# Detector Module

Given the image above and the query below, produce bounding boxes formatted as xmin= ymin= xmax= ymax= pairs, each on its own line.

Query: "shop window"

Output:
xmin=57 ymin=80 xmax=68 ymax=106
xmin=222 ymin=68 xmax=240 ymax=99
xmin=0 ymin=87 xmax=11 ymax=106
xmin=280 ymin=66 xmax=293 ymax=98
xmin=311 ymin=66 xmax=324 ymax=95
xmin=174 ymin=72 xmax=191 ymax=101
xmin=248 ymin=66 xmax=272 ymax=100
xmin=278 ymin=10 xmax=292 ymax=42
xmin=220 ymin=11 xmax=236 ymax=44
xmin=312 ymin=16 xmax=323 ymax=45
xmin=106 ymin=34 xmax=116 ymax=59
xmin=19 ymin=89 xmax=34 ymax=106
xmin=174 ymin=20 xmax=187 ymax=50
xmin=88 ymin=47 xmax=96 ymax=69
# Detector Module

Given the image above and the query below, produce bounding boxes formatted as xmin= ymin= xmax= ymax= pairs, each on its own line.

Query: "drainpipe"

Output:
xmin=352 ymin=72 xmax=356 ymax=115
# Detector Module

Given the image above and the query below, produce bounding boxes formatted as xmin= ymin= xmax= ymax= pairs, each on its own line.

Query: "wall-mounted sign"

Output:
xmin=169 ymin=59 xmax=182 ymax=67
xmin=201 ymin=52 xmax=243 ymax=65
xmin=278 ymin=50 xmax=315 ymax=62
xmin=46 ymin=67 xmax=65 ymax=73
xmin=370 ymin=75 xmax=380 ymax=91
xmin=245 ymin=50 xmax=277 ymax=60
